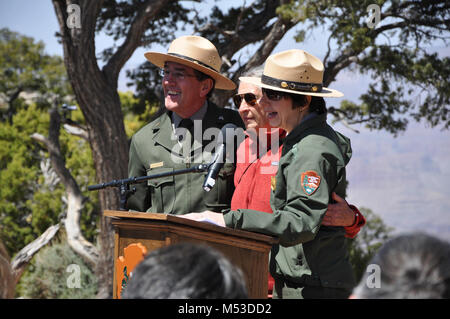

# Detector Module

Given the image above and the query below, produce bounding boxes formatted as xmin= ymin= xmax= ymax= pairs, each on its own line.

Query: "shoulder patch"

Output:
xmin=301 ymin=170 xmax=321 ymax=195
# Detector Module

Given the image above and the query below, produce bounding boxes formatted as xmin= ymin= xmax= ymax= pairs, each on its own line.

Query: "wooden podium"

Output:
xmin=104 ymin=210 xmax=277 ymax=299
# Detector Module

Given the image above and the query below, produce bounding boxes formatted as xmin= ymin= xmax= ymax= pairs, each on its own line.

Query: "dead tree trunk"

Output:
xmin=0 ymin=241 xmax=15 ymax=299
xmin=31 ymin=107 xmax=99 ymax=269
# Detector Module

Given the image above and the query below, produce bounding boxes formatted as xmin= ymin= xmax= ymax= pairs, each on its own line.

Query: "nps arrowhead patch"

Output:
xmin=301 ymin=170 xmax=321 ymax=196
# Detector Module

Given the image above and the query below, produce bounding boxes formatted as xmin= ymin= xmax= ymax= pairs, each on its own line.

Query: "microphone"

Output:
xmin=203 ymin=123 xmax=237 ymax=192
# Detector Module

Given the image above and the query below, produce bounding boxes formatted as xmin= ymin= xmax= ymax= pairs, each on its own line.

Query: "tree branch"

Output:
xmin=242 ymin=19 xmax=296 ymax=75
xmin=63 ymin=123 xmax=89 ymax=141
xmin=323 ymin=29 xmax=336 ymax=67
xmin=210 ymin=1 xmax=296 ymax=107
xmin=103 ymin=0 xmax=171 ymax=85
xmin=31 ymin=107 xmax=99 ymax=268
xmin=321 ymin=0 xmax=449 ymax=88
xmin=324 ymin=51 xmax=359 ymax=87
xmin=234 ymin=0 xmax=247 ymax=35
xmin=10 ymin=224 xmax=60 ymax=284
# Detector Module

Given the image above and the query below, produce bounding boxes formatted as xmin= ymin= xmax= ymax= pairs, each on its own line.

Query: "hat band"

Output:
xmin=168 ymin=53 xmax=218 ymax=73
xmin=261 ymin=74 xmax=323 ymax=93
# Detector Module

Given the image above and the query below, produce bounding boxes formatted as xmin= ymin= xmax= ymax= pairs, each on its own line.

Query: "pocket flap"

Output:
xmin=146 ymin=167 xmax=174 ymax=187
xmin=218 ymin=163 xmax=235 ymax=178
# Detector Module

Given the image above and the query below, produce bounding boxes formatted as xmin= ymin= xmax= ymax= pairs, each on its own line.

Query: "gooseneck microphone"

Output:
xmin=203 ymin=123 xmax=237 ymax=192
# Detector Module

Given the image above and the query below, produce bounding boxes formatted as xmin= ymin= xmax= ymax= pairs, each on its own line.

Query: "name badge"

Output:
xmin=149 ymin=161 xmax=164 ymax=169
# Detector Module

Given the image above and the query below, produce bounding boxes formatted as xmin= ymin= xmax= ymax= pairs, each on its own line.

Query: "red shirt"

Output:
xmin=232 ymin=128 xmax=284 ymax=213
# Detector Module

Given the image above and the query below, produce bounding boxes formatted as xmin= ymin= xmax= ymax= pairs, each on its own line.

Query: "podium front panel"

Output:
xmin=106 ymin=210 xmax=277 ymax=299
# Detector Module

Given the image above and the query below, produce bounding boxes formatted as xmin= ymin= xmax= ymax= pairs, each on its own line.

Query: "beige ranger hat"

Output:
xmin=144 ymin=35 xmax=236 ymax=90
xmin=240 ymin=49 xmax=343 ymax=98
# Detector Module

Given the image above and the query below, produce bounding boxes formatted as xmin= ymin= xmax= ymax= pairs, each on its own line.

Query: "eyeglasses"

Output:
xmin=159 ymin=69 xmax=197 ymax=81
xmin=262 ymin=88 xmax=285 ymax=101
xmin=233 ymin=93 xmax=258 ymax=108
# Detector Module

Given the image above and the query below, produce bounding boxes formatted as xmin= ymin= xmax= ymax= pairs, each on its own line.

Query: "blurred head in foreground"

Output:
xmin=352 ymin=232 xmax=450 ymax=299
xmin=122 ymin=242 xmax=248 ymax=299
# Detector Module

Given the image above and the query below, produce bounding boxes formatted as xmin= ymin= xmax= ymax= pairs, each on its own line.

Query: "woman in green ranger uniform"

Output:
xmin=183 ymin=49 xmax=356 ymax=298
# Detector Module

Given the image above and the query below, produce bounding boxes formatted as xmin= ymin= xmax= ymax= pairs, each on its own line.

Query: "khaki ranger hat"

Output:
xmin=144 ymin=35 xmax=236 ymax=90
xmin=240 ymin=49 xmax=343 ymax=98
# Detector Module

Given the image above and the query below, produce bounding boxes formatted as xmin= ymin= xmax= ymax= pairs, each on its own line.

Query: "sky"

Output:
xmin=1 ymin=0 xmax=449 ymax=241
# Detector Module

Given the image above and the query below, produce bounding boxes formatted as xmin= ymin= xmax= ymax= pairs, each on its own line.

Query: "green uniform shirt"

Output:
xmin=127 ymin=102 xmax=244 ymax=214
xmin=224 ymin=113 xmax=356 ymax=290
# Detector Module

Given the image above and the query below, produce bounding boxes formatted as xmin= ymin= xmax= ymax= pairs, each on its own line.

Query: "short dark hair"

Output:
xmin=289 ymin=94 xmax=327 ymax=114
xmin=122 ymin=242 xmax=248 ymax=299
xmin=194 ymin=69 xmax=215 ymax=99
xmin=353 ymin=232 xmax=450 ymax=299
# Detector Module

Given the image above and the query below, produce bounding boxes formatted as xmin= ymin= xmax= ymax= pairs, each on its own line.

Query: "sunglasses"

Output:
xmin=262 ymin=88 xmax=286 ymax=101
xmin=233 ymin=93 xmax=258 ymax=108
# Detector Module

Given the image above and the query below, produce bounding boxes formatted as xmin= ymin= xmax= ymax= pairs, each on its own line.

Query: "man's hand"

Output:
xmin=179 ymin=211 xmax=226 ymax=227
xmin=322 ymin=193 xmax=356 ymax=227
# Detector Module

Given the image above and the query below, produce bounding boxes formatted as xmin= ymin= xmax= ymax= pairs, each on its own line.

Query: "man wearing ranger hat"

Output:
xmin=127 ymin=35 xmax=244 ymax=214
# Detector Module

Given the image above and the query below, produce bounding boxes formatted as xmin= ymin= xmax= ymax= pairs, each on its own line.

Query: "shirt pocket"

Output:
xmin=205 ymin=162 xmax=235 ymax=211
xmin=146 ymin=167 xmax=175 ymax=213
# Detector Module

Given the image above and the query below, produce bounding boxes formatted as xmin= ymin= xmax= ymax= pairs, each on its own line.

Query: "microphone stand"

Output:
xmin=87 ymin=163 xmax=210 ymax=211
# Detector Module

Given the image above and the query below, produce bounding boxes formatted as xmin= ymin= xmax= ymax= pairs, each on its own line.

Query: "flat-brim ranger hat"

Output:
xmin=144 ymin=35 xmax=236 ymax=90
xmin=240 ymin=49 xmax=343 ymax=98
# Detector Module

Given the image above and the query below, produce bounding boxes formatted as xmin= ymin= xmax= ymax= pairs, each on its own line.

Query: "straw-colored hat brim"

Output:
xmin=144 ymin=52 xmax=236 ymax=90
xmin=239 ymin=76 xmax=343 ymax=98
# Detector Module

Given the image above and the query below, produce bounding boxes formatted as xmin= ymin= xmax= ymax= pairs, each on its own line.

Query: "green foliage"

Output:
xmin=0 ymin=104 xmax=50 ymax=255
xmin=0 ymin=28 xmax=46 ymax=95
xmin=348 ymin=208 xmax=394 ymax=282
xmin=0 ymin=106 xmax=96 ymax=255
xmin=120 ymin=90 xmax=159 ymax=137
xmin=0 ymin=90 xmax=149 ymax=258
xmin=17 ymin=239 xmax=98 ymax=299
xmin=0 ymin=31 xmax=154 ymax=261
xmin=0 ymin=29 xmax=98 ymax=257
xmin=117 ymin=0 xmax=450 ymax=134
xmin=358 ymin=47 xmax=450 ymax=132
xmin=0 ymin=28 xmax=72 ymax=122
xmin=0 ymin=104 xmax=99 ymax=256
xmin=259 ymin=1 xmax=449 ymax=133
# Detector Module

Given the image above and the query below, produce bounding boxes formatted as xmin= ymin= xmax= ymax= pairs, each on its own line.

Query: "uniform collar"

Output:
xmin=152 ymin=101 xmax=220 ymax=157
xmin=171 ymin=101 xmax=208 ymax=128
xmin=284 ymin=112 xmax=326 ymax=143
